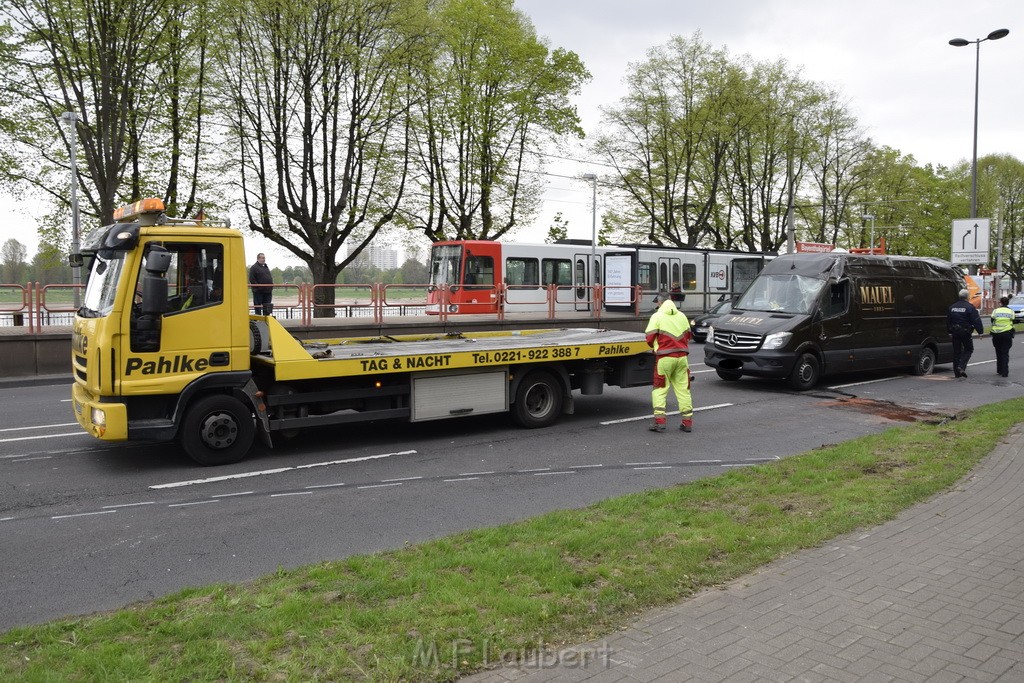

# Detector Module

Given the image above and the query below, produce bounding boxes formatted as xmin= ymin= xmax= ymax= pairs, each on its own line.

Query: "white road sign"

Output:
xmin=951 ymin=218 xmax=990 ymax=264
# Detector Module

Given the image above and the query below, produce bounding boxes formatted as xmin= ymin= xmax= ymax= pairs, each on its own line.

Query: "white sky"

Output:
xmin=1 ymin=0 xmax=1021 ymax=265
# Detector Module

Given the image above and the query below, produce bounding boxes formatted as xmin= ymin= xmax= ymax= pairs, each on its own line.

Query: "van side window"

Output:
xmin=824 ymin=281 xmax=849 ymax=318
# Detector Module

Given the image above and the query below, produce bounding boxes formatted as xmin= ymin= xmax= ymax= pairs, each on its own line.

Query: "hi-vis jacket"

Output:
xmin=645 ymin=299 xmax=692 ymax=357
xmin=991 ymin=306 xmax=1015 ymax=334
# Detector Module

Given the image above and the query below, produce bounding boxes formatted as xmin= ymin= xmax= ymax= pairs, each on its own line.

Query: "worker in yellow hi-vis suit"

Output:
xmin=644 ymin=295 xmax=694 ymax=433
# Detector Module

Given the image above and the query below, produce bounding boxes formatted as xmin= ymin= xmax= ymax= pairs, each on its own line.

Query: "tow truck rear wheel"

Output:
xmin=181 ymin=394 xmax=255 ymax=466
xmin=512 ymin=371 xmax=563 ymax=428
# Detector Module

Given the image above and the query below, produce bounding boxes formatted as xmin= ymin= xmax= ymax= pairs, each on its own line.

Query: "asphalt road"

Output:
xmin=2 ymin=344 xmax=1022 ymax=631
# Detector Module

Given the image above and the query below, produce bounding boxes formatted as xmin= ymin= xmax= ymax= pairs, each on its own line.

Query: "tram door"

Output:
xmin=657 ymin=257 xmax=681 ymax=302
xmin=573 ymin=252 xmax=600 ymax=311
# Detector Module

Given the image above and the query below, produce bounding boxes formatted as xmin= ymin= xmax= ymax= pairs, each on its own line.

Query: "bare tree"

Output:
xmin=219 ymin=0 xmax=426 ymax=316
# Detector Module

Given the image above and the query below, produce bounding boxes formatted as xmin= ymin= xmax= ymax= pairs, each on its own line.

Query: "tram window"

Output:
xmin=682 ymin=263 xmax=697 ymax=291
xmin=542 ymin=258 xmax=572 ymax=286
xmin=505 ymin=257 xmax=539 ymax=287
xmin=465 ymin=255 xmax=494 ymax=288
xmin=638 ymin=262 xmax=656 ymax=289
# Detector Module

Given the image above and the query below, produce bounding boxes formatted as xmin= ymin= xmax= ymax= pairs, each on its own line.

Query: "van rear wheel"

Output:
xmin=912 ymin=347 xmax=936 ymax=376
xmin=788 ymin=353 xmax=820 ymax=391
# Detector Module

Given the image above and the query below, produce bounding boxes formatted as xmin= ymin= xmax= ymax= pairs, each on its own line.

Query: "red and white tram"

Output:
xmin=426 ymin=239 xmax=772 ymax=316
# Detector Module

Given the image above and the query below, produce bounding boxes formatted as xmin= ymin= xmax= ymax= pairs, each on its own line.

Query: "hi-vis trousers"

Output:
xmin=652 ymin=354 xmax=692 ymax=425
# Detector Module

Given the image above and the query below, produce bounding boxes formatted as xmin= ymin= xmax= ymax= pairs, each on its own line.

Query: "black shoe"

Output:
xmin=954 ymin=368 xmax=961 ymax=378
xmin=679 ymin=424 xmax=692 ymax=433
xmin=960 ymin=368 xmax=968 ymax=378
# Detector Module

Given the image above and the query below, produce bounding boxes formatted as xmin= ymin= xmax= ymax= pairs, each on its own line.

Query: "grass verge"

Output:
xmin=3 ymin=398 xmax=1022 ymax=682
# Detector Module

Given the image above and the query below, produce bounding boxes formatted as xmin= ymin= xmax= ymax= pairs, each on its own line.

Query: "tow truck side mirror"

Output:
xmin=140 ymin=247 xmax=172 ymax=316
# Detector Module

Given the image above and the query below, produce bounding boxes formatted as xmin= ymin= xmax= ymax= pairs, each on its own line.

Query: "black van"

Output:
xmin=703 ymin=253 xmax=964 ymax=389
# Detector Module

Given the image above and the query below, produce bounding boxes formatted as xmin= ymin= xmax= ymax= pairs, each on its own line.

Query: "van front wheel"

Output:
xmin=912 ymin=347 xmax=936 ymax=376
xmin=788 ymin=353 xmax=820 ymax=391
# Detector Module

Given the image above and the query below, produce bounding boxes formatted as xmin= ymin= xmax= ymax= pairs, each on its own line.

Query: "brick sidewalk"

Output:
xmin=464 ymin=428 xmax=1024 ymax=682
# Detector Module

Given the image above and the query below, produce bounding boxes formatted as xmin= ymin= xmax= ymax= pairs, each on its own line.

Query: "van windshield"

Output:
xmin=736 ymin=273 xmax=825 ymax=314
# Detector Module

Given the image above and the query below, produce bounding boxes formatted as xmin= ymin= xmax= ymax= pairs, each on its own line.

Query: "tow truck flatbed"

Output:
xmin=254 ymin=320 xmax=651 ymax=381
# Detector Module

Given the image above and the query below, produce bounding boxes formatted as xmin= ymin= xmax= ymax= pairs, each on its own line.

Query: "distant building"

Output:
xmin=347 ymin=242 xmax=399 ymax=270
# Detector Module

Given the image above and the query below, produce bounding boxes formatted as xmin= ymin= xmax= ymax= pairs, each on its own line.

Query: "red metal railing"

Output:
xmin=0 ymin=281 xmax=660 ymax=331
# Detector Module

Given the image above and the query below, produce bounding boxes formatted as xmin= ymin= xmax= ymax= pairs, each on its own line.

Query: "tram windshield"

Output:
xmin=429 ymin=245 xmax=463 ymax=286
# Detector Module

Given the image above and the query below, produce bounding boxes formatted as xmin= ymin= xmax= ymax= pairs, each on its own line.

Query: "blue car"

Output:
xmin=1007 ymin=295 xmax=1024 ymax=323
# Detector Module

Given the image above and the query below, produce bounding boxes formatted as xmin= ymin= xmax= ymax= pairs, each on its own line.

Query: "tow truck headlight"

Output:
xmin=762 ymin=331 xmax=792 ymax=350
xmin=91 ymin=407 xmax=107 ymax=426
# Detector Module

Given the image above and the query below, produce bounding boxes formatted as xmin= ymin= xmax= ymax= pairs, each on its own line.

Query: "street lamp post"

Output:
xmin=582 ymin=173 xmax=598 ymax=285
xmin=948 ymin=28 xmax=1009 ymax=219
xmin=60 ymin=111 xmax=82 ymax=306
xmin=862 ymin=214 xmax=875 ymax=254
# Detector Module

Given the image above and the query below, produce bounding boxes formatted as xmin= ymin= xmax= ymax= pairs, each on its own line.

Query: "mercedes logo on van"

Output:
xmin=728 ymin=333 xmax=738 ymax=347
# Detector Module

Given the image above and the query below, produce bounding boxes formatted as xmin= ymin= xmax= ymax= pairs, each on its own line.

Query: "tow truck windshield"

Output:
xmin=79 ymin=252 xmax=127 ymax=318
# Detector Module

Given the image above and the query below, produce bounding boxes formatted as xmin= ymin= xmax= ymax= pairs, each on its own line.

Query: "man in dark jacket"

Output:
xmin=248 ymin=253 xmax=274 ymax=316
xmin=947 ymin=288 xmax=983 ymax=378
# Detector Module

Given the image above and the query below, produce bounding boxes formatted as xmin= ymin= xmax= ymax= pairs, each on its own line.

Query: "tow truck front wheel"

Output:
xmin=512 ymin=371 xmax=564 ymax=428
xmin=181 ymin=395 xmax=255 ymax=466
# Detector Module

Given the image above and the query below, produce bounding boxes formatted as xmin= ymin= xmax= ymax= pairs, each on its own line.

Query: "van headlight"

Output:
xmin=706 ymin=325 xmax=715 ymax=343
xmin=762 ymin=331 xmax=792 ymax=350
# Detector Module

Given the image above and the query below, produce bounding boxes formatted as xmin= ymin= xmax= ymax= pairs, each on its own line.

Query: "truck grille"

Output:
xmin=712 ymin=330 xmax=763 ymax=352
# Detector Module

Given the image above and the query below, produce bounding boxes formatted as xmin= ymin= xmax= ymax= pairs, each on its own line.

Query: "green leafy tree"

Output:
xmin=545 ymin=211 xmax=568 ymax=243
xmin=407 ymin=0 xmax=588 ymax=242
xmin=0 ymin=239 xmax=28 ymax=284
xmin=0 ymin=0 xmax=216 ymax=236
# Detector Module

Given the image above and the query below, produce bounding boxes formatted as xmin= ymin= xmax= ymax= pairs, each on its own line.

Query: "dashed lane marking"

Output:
xmin=150 ymin=450 xmax=416 ymax=489
xmin=600 ymin=402 xmax=733 ymax=426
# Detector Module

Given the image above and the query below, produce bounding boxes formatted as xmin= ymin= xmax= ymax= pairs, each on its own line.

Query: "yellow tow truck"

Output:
xmin=71 ymin=199 xmax=654 ymax=465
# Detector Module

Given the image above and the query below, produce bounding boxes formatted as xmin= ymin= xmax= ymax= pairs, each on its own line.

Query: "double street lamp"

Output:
xmin=948 ymin=28 xmax=1009 ymax=219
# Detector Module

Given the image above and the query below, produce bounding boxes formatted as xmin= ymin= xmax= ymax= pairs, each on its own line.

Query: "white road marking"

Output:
xmin=0 ymin=433 xmax=85 ymax=447
xmin=459 ymin=471 xmax=495 ymax=476
xmin=102 ymin=501 xmax=156 ymax=509
xmin=52 ymin=510 xmax=117 ymax=519
xmin=827 ymin=377 xmax=899 ymax=389
xmin=382 ymin=476 xmax=423 ymax=482
xmin=305 ymin=483 xmax=345 ymax=489
xmin=533 ymin=470 xmax=575 ymax=476
xmin=625 ymin=461 xmax=663 ymax=466
xmin=357 ymin=482 xmax=403 ymax=490
xmin=270 ymin=491 xmax=313 ymax=498
xmin=0 ymin=423 xmax=79 ymax=433
xmin=690 ymin=459 xmax=722 ymax=463
xmin=443 ymin=477 xmax=480 ymax=482
xmin=569 ymin=464 xmax=603 ymax=469
xmin=601 ymin=402 xmax=733 ymax=426
xmin=633 ymin=466 xmax=673 ymax=471
xmin=150 ymin=450 xmax=416 ymax=489
xmin=518 ymin=467 xmax=550 ymax=473
xmin=1 ymin=517 xmax=16 ymax=522
xmin=211 ymin=491 xmax=255 ymax=498
xmin=10 ymin=456 xmax=52 ymax=462
xmin=168 ymin=500 xmax=220 ymax=508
